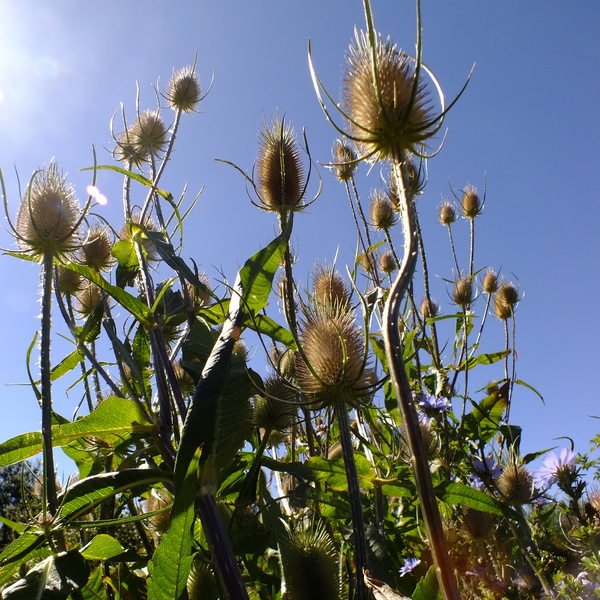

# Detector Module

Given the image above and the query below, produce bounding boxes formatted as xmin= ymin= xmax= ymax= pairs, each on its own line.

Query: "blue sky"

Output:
xmin=1 ymin=1 xmax=599 ymax=476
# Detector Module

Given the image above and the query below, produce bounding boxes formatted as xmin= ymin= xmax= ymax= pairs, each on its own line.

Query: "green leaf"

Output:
xmin=0 ymin=396 xmax=155 ymax=466
xmin=82 ymin=164 xmax=171 ymax=198
xmin=246 ymin=314 xmax=296 ymax=348
xmin=50 ymin=349 xmax=84 ymax=382
xmin=1 ymin=550 xmax=90 ymax=599
xmin=514 ymin=379 xmax=544 ymax=404
xmin=0 ymin=515 xmax=27 ymax=534
xmin=58 ymin=469 xmax=169 ymax=523
xmin=307 ymin=455 xmax=374 ymax=492
xmin=0 ymin=532 xmax=43 ymax=567
xmin=147 ymin=448 xmax=200 ymax=600
xmin=457 ymin=350 xmax=509 ymax=371
xmin=81 ymin=534 xmax=125 ymax=560
xmin=112 ymin=238 xmax=140 ymax=287
xmin=412 ymin=565 xmax=442 ymax=600
xmin=442 ymin=482 xmax=506 ymax=516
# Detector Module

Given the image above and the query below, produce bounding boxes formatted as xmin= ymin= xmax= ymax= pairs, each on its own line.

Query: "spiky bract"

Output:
xmin=312 ymin=265 xmax=350 ymax=310
xmin=256 ymin=117 xmax=305 ymax=214
xmin=166 ymin=66 xmax=201 ymax=113
xmin=16 ymin=163 xmax=80 ymax=258
xmin=343 ymin=29 xmax=434 ymax=160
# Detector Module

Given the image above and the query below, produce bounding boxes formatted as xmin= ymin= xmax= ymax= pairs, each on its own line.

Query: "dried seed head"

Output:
xmin=56 ymin=266 xmax=82 ymax=296
xmin=343 ymin=29 xmax=434 ymax=160
xmin=296 ymin=305 xmax=372 ymax=408
xmin=113 ymin=127 xmax=149 ymax=166
xmin=166 ymin=66 xmax=201 ymax=113
xmin=172 ymin=362 xmax=195 ymax=397
xmin=482 ymin=269 xmax=499 ymax=294
xmin=379 ymin=250 xmax=397 ymax=274
xmin=252 ymin=376 xmax=297 ymax=434
xmin=187 ymin=558 xmax=218 ymax=600
xmin=184 ymin=276 xmax=211 ymax=312
xmin=131 ymin=110 xmax=168 ymax=157
xmin=420 ymin=297 xmax=439 ymax=319
xmin=332 ymin=139 xmax=357 ymax=181
xmin=271 ymin=346 xmax=297 ymax=379
xmin=144 ymin=489 xmax=172 ymax=533
xmin=370 ymin=190 xmax=397 ymax=230
xmin=497 ymin=464 xmax=532 ymax=504
xmin=16 ymin=163 xmax=80 ymax=257
xmin=312 ymin=265 xmax=350 ymax=309
xmin=437 ymin=201 xmax=457 ymax=226
xmin=80 ymin=224 xmax=113 ymax=271
xmin=76 ymin=283 xmax=103 ymax=317
xmin=462 ymin=508 xmax=494 ymax=540
xmin=452 ymin=277 xmax=473 ymax=307
xmin=461 ymin=184 xmax=482 ymax=218
xmin=256 ymin=117 xmax=305 ymax=214
xmin=493 ymin=295 xmax=512 ymax=320
xmin=280 ymin=522 xmax=343 ymax=600
xmin=496 ymin=282 xmax=519 ymax=307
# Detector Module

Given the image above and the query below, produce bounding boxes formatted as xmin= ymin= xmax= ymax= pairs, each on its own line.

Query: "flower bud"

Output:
xmin=56 ymin=266 xmax=82 ymax=296
xmin=76 ymin=283 xmax=103 ymax=317
xmin=312 ymin=265 xmax=350 ymax=309
xmin=497 ymin=464 xmax=532 ymax=504
xmin=131 ymin=110 xmax=168 ymax=157
xmin=252 ymin=376 xmax=297 ymax=434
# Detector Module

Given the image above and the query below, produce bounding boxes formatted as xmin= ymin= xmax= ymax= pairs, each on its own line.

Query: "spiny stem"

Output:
xmin=446 ymin=223 xmax=460 ymax=276
xmin=334 ymin=398 xmax=369 ymax=600
xmin=383 ymin=159 xmax=460 ymax=600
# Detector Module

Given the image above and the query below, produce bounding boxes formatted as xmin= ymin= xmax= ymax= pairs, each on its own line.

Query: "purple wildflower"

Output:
xmin=470 ymin=457 xmax=502 ymax=489
xmin=418 ymin=394 xmax=451 ymax=411
xmin=398 ymin=557 xmax=421 ymax=577
xmin=534 ymin=448 xmax=577 ymax=489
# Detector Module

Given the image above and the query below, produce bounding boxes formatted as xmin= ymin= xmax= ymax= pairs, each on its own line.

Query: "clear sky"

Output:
xmin=0 ymin=1 xmax=599 ymax=475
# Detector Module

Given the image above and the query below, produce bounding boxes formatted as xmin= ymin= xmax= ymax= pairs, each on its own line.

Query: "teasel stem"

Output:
xmin=333 ymin=397 xmax=369 ymax=600
xmin=122 ymin=157 xmax=133 ymax=221
xmin=350 ymin=176 xmax=375 ymax=257
xmin=504 ymin=313 xmax=517 ymax=424
xmin=469 ymin=292 xmax=492 ymax=359
xmin=40 ymin=250 xmax=59 ymax=519
xmin=90 ymin=339 xmax=103 ymax=403
xmin=383 ymin=158 xmax=460 ymax=600
xmin=446 ymin=223 xmax=460 ymax=277
xmin=468 ymin=218 xmax=475 ymax=279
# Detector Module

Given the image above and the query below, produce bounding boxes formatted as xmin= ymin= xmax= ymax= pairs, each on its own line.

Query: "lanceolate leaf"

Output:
xmin=81 ymin=534 xmax=125 ymax=561
xmin=0 ymin=532 xmax=43 ymax=567
xmin=246 ymin=314 xmax=296 ymax=348
xmin=442 ymin=482 xmax=515 ymax=518
xmin=457 ymin=349 xmax=509 ymax=371
xmin=82 ymin=164 xmax=171 ymax=199
xmin=147 ymin=448 xmax=201 ymax=600
xmin=0 ymin=396 xmax=155 ymax=466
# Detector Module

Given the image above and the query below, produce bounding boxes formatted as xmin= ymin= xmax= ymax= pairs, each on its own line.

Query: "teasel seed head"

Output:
xmin=16 ymin=162 xmax=81 ymax=258
xmin=497 ymin=463 xmax=533 ymax=504
xmin=332 ymin=139 xmax=357 ymax=181
xmin=80 ymin=224 xmax=113 ymax=271
xmin=437 ymin=200 xmax=456 ymax=226
xmin=252 ymin=376 xmax=297 ymax=434
xmin=420 ymin=297 xmax=439 ymax=319
xmin=452 ymin=276 xmax=473 ymax=308
xmin=343 ymin=29 xmax=434 ymax=160
xmin=172 ymin=361 xmax=195 ymax=397
xmin=131 ymin=110 xmax=168 ymax=157
xmin=280 ymin=520 xmax=343 ymax=600
xmin=312 ymin=264 xmax=350 ymax=310
xmin=184 ymin=277 xmax=211 ymax=312
xmin=166 ymin=66 xmax=201 ymax=113
xmin=113 ymin=127 xmax=149 ymax=166
xmin=296 ymin=304 xmax=372 ymax=408
xmin=482 ymin=269 xmax=499 ymax=294
xmin=462 ymin=508 xmax=494 ymax=540
xmin=144 ymin=488 xmax=172 ymax=534
xmin=56 ymin=266 xmax=82 ymax=296
xmin=494 ymin=282 xmax=519 ymax=320
xmin=379 ymin=250 xmax=396 ymax=274
xmin=370 ymin=190 xmax=397 ymax=231
xmin=75 ymin=282 xmax=103 ymax=317
xmin=187 ymin=557 xmax=219 ymax=600
xmin=256 ymin=117 xmax=305 ymax=214
xmin=461 ymin=184 xmax=482 ymax=218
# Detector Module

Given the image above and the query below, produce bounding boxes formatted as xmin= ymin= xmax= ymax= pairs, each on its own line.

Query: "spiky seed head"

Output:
xmin=172 ymin=362 xmax=195 ymax=397
xmin=497 ymin=464 xmax=532 ymax=504
xmin=166 ymin=67 xmax=201 ymax=113
xmin=256 ymin=117 xmax=305 ymax=214
xmin=332 ymin=139 xmax=357 ymax=181
xmin=131 ymin=110 xmax=168 ymax=157
xmin=370 ymin=190 xmax=397 ymax=230
xmin=252 ymin=376 xmax=297 ymax=434
xmin=56 ymin=266 xmax=82 ymax=296
xmin=497 ymin=282 xmax=519 ymax=307
xmin=343 ymin=29 xmax=434 ymax=160
xmin=144 ymin=488 xmax=172 ymax=533
xmin=493 ymin=295 xmax=512 ymax=320
xmin=75 ymin=283 xmax=103 ymax=317
xmin=437 ymin=201 xmax=457 ymax=226
xmin=16 ymin=163 xmax=80 ymax=257
xmin=113 ymin=128 xmax=149 ymax=166
xmin=296 ymin=305 xmax=372 ymax=408
xmin=462 ymin=508 xmax=494 ymax=540
xmin=420 ymin=297 xmax=439 ymax=319
xmin=482 ymin=269 xmax=499 ymax=294
xmin=280 ymin=521 xmax=343 ymax=600
xmin=271 ymin=346 xmax=297 ymax=379
xmin=184 ymin=277 xmax=211 ymax=312
xmin=312 ymin=265 xmax=350 ymax=309
xmin=452 ymin=277 xmax=473 ymax=307
xmin=461 ymin=184 xmax=482 ymax=218
xmin=80 ymin=224 xmax=113 ymax=270
xmin=187 ymin=558 xmax=219 ymax=600
xmin=379 ymin=250 xmax=396 ymax=274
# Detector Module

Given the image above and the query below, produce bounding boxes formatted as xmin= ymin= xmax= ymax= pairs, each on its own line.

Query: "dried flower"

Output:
xmin=482 ymin=269 xmax=499 ymax=294
xmin=131 ymin=110 xmax=168 ymax=157
xmin=113 ymin=127 xmax=149 ymax=166
xmin=497 ymin=463 xmax=533 ymax=504
xmin=252 ymin=376 xmax=297 ymax=434
xmin=370 ymin=190 xmax=397 ymax=230
xmin=166 ymin=66 xmax=201 ymax=113
xmin=76 ymin=283 xmax=103 ymax=317
xmin=332 ymin=140 xmax=357 ymax=181
xmin=420 ymin=297 xmax=439 ymax=319
xmin=437 ymin=200 xmax=457 ymax=226
xmin=80 ymin=224 xmax=113 ymax=270
xmin=493 ymin=282 xmax=519 ymax=320
xmin=343 ymin=29 xmax=434 ymax=160
xmin=379 ymin=250 xmax=396 ymax=274
xmin=461 ymin=184 xmax=482 ymax=218
xmin=56 ymin=266 xmax=82 ymax=296
xmin=256 ymin=117 xmax=305 ymax=214
xmin=312 ymin=265 xmax=350 ymax=309
xmin=452 ymin=276 xmax=473 ymax=307
xmin=16 ymin=162 xmax=80 ymax=257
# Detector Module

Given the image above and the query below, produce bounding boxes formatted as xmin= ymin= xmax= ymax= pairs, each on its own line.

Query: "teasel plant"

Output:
xmin=308 ymin=0 xmax=475 ymax=597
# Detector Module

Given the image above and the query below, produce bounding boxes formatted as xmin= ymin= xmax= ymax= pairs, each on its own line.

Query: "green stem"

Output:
xmin=383 ymin=160 xmax=460 ymax=600
xmin=334 ymin=398 xmax=369 ymax=600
